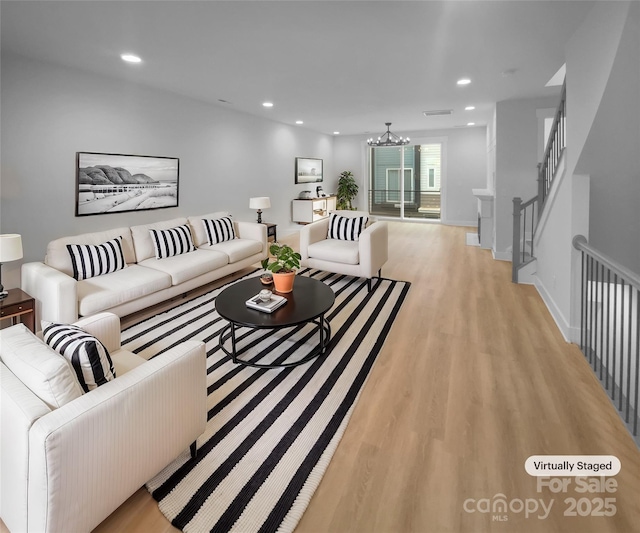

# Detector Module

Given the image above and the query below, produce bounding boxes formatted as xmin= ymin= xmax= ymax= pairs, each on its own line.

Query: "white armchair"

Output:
xmin=299 ymin=210 xmax=388 ymax=291
xmin=0 ymin=312 xmax=206 ymax=533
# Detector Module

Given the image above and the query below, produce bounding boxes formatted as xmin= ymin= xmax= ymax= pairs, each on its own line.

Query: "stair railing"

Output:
xmin=538 ymin=80 xmax=566 ymax=209
xmin=512 ymin=196 xmax=538 ymax=282
xmin=512 ymin=80 xmax=566 ymax=283
xmin=574 ymin=235 xmax=640 ymax=441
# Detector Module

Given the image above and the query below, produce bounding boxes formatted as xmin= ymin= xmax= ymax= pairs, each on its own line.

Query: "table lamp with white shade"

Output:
xmin=249 ymin=197 xmax=271 ymax=224
xmin=0 ymin=234 xmax=23 ymax=299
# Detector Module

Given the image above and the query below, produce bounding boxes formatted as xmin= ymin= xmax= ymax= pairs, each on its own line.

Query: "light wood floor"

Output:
xmin=9 ymin=222 xmax=640 ymax=533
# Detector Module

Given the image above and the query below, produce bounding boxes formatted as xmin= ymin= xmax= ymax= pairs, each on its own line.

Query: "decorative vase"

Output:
xmin=272 ymin=271 xmax=296 ymax=293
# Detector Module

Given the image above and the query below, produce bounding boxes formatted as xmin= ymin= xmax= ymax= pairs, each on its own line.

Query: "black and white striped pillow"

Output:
xmin=66 ymin=236 xmax=127 ymax=281
xmin=327 ymin=213 xmax=368 ymax=241
xmin=150 ymin=224 xmax=196 ymax=259
xmin=42 ymin=322 xmax=116 ymax=393
xmin=202 ymin=217 xmax=236 ymax=245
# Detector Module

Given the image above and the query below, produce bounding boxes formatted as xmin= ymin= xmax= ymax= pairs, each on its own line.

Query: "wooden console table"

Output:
xmin=1 ymin=288 xmax=36 ymax=333
xmin=292 ymin=195 xmax=337 ymax=224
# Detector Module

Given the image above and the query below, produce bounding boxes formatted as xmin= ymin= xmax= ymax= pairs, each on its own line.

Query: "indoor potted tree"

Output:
xmin=261 ymin=242 xmax=301 ymax=293
xmin=336 ymin=170 xmax=359 ymax=210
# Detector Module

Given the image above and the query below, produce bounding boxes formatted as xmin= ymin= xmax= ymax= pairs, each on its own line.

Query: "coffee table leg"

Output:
xmin=231 ymin=322 xmax=238 ymax=364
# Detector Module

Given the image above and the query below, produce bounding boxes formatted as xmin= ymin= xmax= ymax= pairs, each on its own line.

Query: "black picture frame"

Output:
xmin=295 ymin=157 xmax=323 ymax=184
xmin=75 ymin=152 xmax=179 ymax=216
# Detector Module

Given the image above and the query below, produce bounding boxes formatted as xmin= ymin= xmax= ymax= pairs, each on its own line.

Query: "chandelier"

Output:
xmin=367 ymin=122 xmax=410 ymax=146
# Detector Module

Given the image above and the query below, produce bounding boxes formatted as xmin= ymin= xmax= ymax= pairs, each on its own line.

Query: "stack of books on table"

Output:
xmin=245 ymin=293 xmax=287 ymax=313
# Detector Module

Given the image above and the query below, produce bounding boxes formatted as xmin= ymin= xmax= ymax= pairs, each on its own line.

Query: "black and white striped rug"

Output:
xmin=121 ymin=268 xmax=410 ymax=533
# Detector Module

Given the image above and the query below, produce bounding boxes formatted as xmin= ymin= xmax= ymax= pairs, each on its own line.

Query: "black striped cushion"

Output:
xmin=66 ymin=236 xmax=126 ymax=281
xmin=203 ymin=217 xmax=236 ymax=245
xmin=150 ymin=224 xmax=196 ymax=259
xmin=42 ymin=322 xmax=116 ymax=393
xmin=327 ymin=213 xmax=368 ymax=241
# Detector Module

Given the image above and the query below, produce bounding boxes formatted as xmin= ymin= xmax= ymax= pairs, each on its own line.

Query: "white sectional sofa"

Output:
xmin=0 ymin=312 xmax=206 ymax=533
xmin=22 ymin=212 xmax=267 ymax=325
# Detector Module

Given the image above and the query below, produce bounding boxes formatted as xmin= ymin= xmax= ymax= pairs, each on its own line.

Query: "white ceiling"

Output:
xmin=1 ymin=0 xmax=595 ymax=137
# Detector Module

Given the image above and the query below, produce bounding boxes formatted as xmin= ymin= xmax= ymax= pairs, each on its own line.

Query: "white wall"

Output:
xmin=494 ymin=95 xmax=560 ymax=256
xmin=0 ymin=53 xmax=334 ymax=288
xmin=332 ymin=126 xmax=487 ymax=226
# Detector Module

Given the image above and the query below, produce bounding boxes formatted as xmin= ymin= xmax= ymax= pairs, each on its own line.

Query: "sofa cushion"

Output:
xmin=307 ymin=238 xmax=360 ymax=265
xmin=42 ymin=322 xmax=116 ymax=393
xmin=188 ymin=212 xmax=231 ymax=246
xmin=149 ymin=224 xmax=196 ymax=259
xmin=130 ymin=217 xmax=188 ymax=262
xmin=198 ymin=238 xmax=263 ymax=263
xmin=66 ymin=236 xmax=127 ymax=280
xmin=46 ymin=227 xmax=136 ymax=278
xmin=0 ymin=324 xmax=84 ymax=408
xmin=327 ymin=213 xmax=368 ymax=241
xmin=111 ymin=350 xmax=147 ymax=375
xmin=139 ymin=248 xmax=229 ymax=285
xmin=202 ymin=217 xmax=236 ymax=245
xmin=77 ymin=264 xmax=172 ymax=317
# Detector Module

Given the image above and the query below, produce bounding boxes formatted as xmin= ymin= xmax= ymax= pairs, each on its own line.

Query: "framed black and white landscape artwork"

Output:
xmin=75 ymin=152 xmax=180 ymax=216
xmin=295 ymin=157 xmax=323 ymax=184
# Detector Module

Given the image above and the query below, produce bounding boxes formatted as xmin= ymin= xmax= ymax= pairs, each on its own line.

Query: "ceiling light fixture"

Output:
xmin=333 ymin=131 xmax=340 ymax=135
xmin=467 ymin=122 xmax=476 ymax=126
xmin=457 ymin=78 xmax=471 ymax=85
xmin=262 ymin=102 xmax=274 ymax=108
xmin=121 ymin=53 xmax=142 ymax=63
xmin=465 ymin=106 xmax=475 ymax=111
xmin=367 ymin=122 xmax=410 ymax=146
xmin=296 ymin=120 xmax=304 ymax=125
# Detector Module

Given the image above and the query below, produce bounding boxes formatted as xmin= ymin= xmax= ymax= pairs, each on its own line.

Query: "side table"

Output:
xmin=263 ymin=223 xmax=277 ymax=242
xmin=0 ymin=288 xmax=36 ymax=333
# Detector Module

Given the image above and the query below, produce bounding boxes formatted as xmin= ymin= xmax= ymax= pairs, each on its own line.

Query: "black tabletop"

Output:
xmin=215 ymin=275 xmax=335 ymax=329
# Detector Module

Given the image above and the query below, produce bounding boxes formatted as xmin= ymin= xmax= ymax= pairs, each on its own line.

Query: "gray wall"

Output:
xmin=0 ymin=53 xmax=333 ymax=287
xmin=494 ymin=95 xmax=560 ymax=255
xmin=574 ymin=2 xmax=640 ymax=272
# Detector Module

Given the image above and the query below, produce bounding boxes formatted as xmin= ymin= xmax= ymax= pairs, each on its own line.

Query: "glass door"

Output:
xmin=369 ymin=143 xmax=441 ymax=220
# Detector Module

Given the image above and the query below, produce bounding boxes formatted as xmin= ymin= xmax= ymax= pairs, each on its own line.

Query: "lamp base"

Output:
xmin=256 ymin=210 xmax=263 ymax=224
xmin=0 ymin=290 xmax=8 ymax=299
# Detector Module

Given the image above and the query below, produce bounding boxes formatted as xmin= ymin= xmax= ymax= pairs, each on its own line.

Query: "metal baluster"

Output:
xmin=620 ymin=279 xmax=626 ymax=411
xmin=612 ymin=273 xmax=618 ymax=402
xmin=605 ymin=269 xmax=611 ymax=388
xmin=626 ymin=286 xmax=633 ymax=422
xmin=634 ymin=292 xmax=639 ymax=435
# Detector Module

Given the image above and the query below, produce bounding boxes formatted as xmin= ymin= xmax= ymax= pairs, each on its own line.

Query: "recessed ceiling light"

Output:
xmin=457 ymin=78 xmax=471 ymax=85
xmin=465 ymin=106 xmax=475 ymax=111
xmin=262 ymin=102 xmax=274 ymax=108
xmin=467 ymin=122 xmax=476 ymax=126
xmin=296 ymin=120 xmax=304 ymax=125
xmin=121 ymin=53 xmax=142 ymax=63
xmin=333 ymin=131 xmax=340 ymax=135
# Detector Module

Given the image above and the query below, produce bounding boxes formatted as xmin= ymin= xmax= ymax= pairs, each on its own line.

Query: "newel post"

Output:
xmin=512 ymin=197 xmax=522 ymax=283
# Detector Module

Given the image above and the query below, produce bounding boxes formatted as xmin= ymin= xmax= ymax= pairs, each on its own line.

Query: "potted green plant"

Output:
xmin=336 ymin=170 xmax=359 ymax=210
xmin=261 ymin=243 xmax=301 ymax=293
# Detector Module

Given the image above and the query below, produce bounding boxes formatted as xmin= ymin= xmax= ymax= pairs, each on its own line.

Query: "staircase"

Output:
xmin=512 ymin=81 xmax=566 ymax=283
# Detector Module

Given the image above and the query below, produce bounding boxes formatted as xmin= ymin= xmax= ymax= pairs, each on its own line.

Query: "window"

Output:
xmin=385 ymin=168 xmax=414 ymax=203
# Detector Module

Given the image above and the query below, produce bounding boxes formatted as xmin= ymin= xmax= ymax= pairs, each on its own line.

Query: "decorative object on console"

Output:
xmin=367 ymin=122 xmax=410 ymax=146
xmin=0 ymin=233 xmax=23 ymax=299
xmin=249 ymin=196 xmax=271 ymax=223
xmin=336 ymin=170 xmax=359 ymax=210
xmin=76 ymin=152 xmax=179 ymax=216
xmin=261 ymin=242 xmax=301 ymax=293
xmin=295 ymin=157 xmax=323 ymax=184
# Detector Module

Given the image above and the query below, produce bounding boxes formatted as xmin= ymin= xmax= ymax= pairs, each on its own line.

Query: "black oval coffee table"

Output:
xmin=216 ymin=275 xmax=335 ymax=368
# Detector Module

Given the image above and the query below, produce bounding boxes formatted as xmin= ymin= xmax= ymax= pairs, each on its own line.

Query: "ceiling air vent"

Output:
xmin=423 ymin=109 xmax=453 ymax=117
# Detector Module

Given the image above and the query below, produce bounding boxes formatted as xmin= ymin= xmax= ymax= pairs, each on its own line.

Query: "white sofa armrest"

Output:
xmin=235 ymin=221 xmax=267 ymax=250
xmin=21 ymin=262 xmax=78 ymax=327
xmin=358 ymin=221 xmax=389 ymax=278
xmin=74 ymin=312 xmax=122 ymax=353
xmin=1 ymin=363 xmax=52 ymax=533
xmin=27 ymin=340 xmax=206 ymax=533
xmin=299 ymin=219 xmax=330 ymax=261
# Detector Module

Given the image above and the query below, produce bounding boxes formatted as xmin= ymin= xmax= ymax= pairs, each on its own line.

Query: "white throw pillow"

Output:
xmin=0 ymin=324 xmax=84 ymax=409
xmin=42 ymin=322 xmax=116 ymax=392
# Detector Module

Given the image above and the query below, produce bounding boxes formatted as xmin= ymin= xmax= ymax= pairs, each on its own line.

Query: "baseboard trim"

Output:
xmin=534 ymin=276 xmax=571 ymax=342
